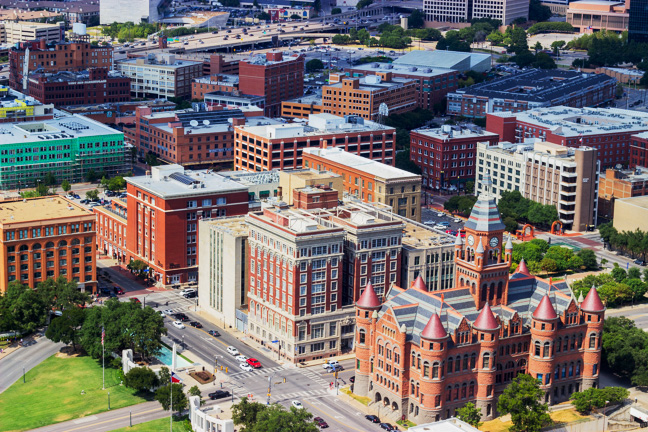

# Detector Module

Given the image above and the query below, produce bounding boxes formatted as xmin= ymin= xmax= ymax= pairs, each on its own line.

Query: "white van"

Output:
xmin=181 ymin=288 xmax=196 ymax=296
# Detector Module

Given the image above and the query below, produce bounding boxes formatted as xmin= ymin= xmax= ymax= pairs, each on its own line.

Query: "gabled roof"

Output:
xmin=533 ymin=295 xmax=558 ymax=320
xmin=357 ymin=282 xmax=381 ymax=309
xmin=581 ymin=286 xmax=605 ymax=312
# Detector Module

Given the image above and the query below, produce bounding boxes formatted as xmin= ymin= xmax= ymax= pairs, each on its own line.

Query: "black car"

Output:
xmin=189 ymin=321 xmax=202 ymax=328
xmin=208 ymin=390 xmax=231 ymax=400
xmin=379 ymin=424 xmax=397 ymax=431
xmin=184 ymin=291 xmax=197 ymax=299
xmin=634 ymin=259 xmax=646 ymax=266
xmin=173 ymin=313 xmax=189 ymax=322
xmin=313 ymin=417 xmax=329 ymax=428
xmin=80 ymin=199 xmax=89 ymax=204
xmin=208 ymin=329 xmax=221 ymax=337
xmin=113 ymin=286 xmax=125 ymax=295
xmin=365 ymin=415 xmax=380 ymax=423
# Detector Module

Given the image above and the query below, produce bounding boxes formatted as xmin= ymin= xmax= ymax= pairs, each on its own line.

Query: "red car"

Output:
xmin=130 ymin=297 xmax=141 ymax=304
xmin=247 ymin=358 xmax=262 ymax=368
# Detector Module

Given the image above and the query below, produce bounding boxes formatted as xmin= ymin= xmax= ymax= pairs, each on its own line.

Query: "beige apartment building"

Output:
xmin=198 ymin=216 xmax=249 ymax=331
xmin=613 ymin=196 xmax=648 ymax=233
xmin=476 ymin=140 xmax=599 ymax=231
xmin=0 ymin=21 xmax=64 ymax=44
xmin=278 ymin=169 xmax=343 ymax=206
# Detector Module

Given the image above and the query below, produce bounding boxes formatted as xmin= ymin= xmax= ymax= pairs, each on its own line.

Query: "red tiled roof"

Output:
xmin=473 ymin=302 xmax=498 ymax=330
xmin=533 ymin=295 xmax=558 ymax=320
xmin=412 ymin=275 xmax=427 ymax=291
xmin=581 ymin=287 xmax=605 ymax=312
xmin=421 ymin=313 xmax=447 ymax=339
xmin=357 ymin=282 xmax=381 ymax=308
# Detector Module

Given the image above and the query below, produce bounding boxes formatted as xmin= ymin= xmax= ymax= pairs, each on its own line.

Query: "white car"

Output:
xmin=163 ymin=309 xmax=174 ymax=315
xmin=454 ymin=218 xmax=461 ymax=223
xmin=437 ymin=212 xmax=445 ymax=217
xmin=239 ymin=362 xmax=253 ymax=372
xmin=292 ymin=400 xmax=304 ymax=409
xmin=158 ymin=311 xmax=165 ymax=317
xmin=227 ymin=346 xmax=239 ymax=356
xmin=236 ymin=355 xmax=248 ymax=363
xmin=322 ymin=360 xmax=340 ymax=370
xmin=172 ymin=320 xmax=185 ymax=329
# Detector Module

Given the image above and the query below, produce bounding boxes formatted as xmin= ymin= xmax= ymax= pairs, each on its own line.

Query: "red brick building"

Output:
xmin=487 ymin=107 xmax=648 ymax=168
xmin=598 ymin=166 xmax=648 ymax=219
xmin=124 ymin=165 xmax=249 ymax=284
xmin=62 ymin=99 xmax=176 ymax=126
xmin=293 ymin=186 xmax=338 ymax=210
xmin=234 ymin=113 xmax=396 ymax=172
xmin=353 ymin=176 xmax=604 ymax=424
xmin=191 ymin=74 xmax=238 ymax=100
xmin=631 ymin=132 xmax=648 ymax=168
xmin=238 ymin=51 xmax=304 ymax=117
xmin=28 ymin=68 xmax=131 ymax=106
xmin=125 ymin=105 xmax=244 ymax=167
xmin=9 ymin=40 xmax=113 ymax=91
xmin=342 ymin=63 xmax=459 ymax=111
xmin=410 ymin=125 xmax=499 ymax=190
xmin=94 ymin=198 xmax=128 ymax=263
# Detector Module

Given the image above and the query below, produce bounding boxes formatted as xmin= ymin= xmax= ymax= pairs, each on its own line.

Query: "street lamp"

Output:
xmin=182 ymin=335 xmax=185 ymax=351
xmin=22 ymin=367 xmax=25 ymax=384
xmin=108 ymin=391 xmax=111 ymax=410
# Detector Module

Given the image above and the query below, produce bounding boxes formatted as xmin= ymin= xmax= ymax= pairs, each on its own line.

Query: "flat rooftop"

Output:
xmin=490 ymin=106 xmax=648 ymax=137
xmin=394 ymin=50 xmax=490 ymax=71
xmin=219 ymin=170 xmax=280 ymax=185
xmin=347 ymin=62 xmax=455 ymax=78
xmin=126 ymin=165 xmax=248 ymax=199
xmin=0 ymin=196 xmax=92 ymax=224
xmin=241 ymin=52 xmax=301 ymax=66
xmin=30 ymin=70 xmax=127 ymax=83
xmin=117 ymin=57 xmax=202 ymax=69
xmin=195 ymin=74 xmax=239 ymax=85
xmin=616 ymin=195 xmax=648 ymax=210
xmin=412 ymin=125 xmax=498 ymax=140
xmin=452 ymin=69 xmax=615 ymax=102
xmin=282 ymin=168 xmax=341 ymax=181
xmin=0 ymin=112 xmax=122 ymax=145
xmin=203 ymin=215 xmax=248 ymax=237
xmin=0 ymin=86 xmax=46 ymax=108
xmin=327 ymin=76 xmax=414 ymax=92
xmin=303 ymin=147 xmax=420 ymax=181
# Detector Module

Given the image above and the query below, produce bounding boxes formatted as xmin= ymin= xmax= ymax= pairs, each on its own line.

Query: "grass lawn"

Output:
xmin=0 ymin=354 xmax=149 ymax=432
xmin=340 ymin=387 xmax=370 ymax=406
xmin=112 ymin=416 xmax=191 ymax=432
xmin=480 ymin=408 xmax=590 ymax=432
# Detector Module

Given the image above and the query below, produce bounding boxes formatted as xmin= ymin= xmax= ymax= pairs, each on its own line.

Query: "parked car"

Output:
xmin=227 ymin=346 xmax=239 ymax=356
xmin=80 ymin=199 xmax=89 ymax=204
xmin=208 ymin=329 xmax=221 ymax=337
xmin=184 ymin=291 xmax=197 ymax=299
xmin=172 ymin=320 xmax=185 ymax=329
xmin=365 ymin=415 xmax=381 ymax=423
xmin=158 ymin=311 xmax=165 ymax=317
xmin=130 ymin=297 xmax=141 ymax=304
xmin=181 ymin=288 xmax=196 ymax=296
xmin=380 ymin=423 xmax=397 ymax=431
xmin=247 ymin=358 xmax=262 ymax=368
xmin=189 ymin=321 xmax=202 ymax=328
xmin=437 ymin=221 xmax=451 ymax=227
xmin=208 ymin=390 xmax=231 ymax=400
xmin=454 ymin=218 xmax=461 ymax=223
xmin=292 ymin=400 xmax=304 ymax=409
xmin=113 ymin=286 xmax=124 ymax=295
xmin=634 ymin=259 xmax=646 ymax=266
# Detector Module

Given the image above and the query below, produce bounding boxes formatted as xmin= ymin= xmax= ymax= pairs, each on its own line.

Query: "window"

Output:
xmin=589 ymin=333 xmax=596 ymax=349
xmin=483 ymin=353 xmax=490 ymax=369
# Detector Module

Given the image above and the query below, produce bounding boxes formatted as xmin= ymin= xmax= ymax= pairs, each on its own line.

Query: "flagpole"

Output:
xmin=170 ymin=375 xmax=173 ymax=432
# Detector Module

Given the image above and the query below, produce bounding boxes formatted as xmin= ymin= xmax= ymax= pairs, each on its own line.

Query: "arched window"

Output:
xmin=45 ymin=241 xmax=54 ymax=248
xmin=19 ymin=245 xmax=28 ymax=251
xmin=71 ymin=238 xmax=80 ymax=245
xmin=411 ymin=380 xmax=416 ymax=395
xmin=454 ymin=384 xmax=459 ymax=400
xmin=359 ymin=329 xmax=366 ymax=344
xmin=555 ymin=366 xmax=560 ymax=380
xmin=32 ymin=243 xmax=41 ymax=250
xmin=569 ymin=362 xmax=574 ymax=377
xmin=470 ymin=353 xmax=476 ymax=369
xmin=576 ymin=361 xmax=581 ymax=376
xmin=410 ymin=403 xmax=414 ymax=413
xmin=463 ymin=355 xmax=469 ymax=370
xmin=432 ymin=363 xmax=439 ymax=379
xmin=589 ymin=333 xmax=596 ymax=349
xmin=483 ymin=353 xmax=490 ymax=369
xmin=543 ymin=342 xmax=551 ymax=358
xmin=557 ymin=337 xmax=562 ymax=353
xmin=481 ymin=283 xmax=487 ymax=302
xmin=446 ymin=386 xmax=452 ymax=401
xmin=455 ymin=357 xmax=461 ymax=372
xmin=535 ymin=341 xmax=541 ymax=356
xmin=497 ymin=281 xmax=503 ymax=298
xmin=447 ymin=357 xmax=453 ymax=373
xmin=58 ymin=240 xmax=67 ymax=247
xmin=461 ymin=383 xmax=467 ymax=398
xmin=423 ymin=362 xmax=430 ymax=377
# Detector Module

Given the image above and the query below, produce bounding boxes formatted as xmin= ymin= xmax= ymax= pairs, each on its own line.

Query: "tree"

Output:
xmin=465 ymin=181 xmax=475 ymax=194
xmin=43 ymin=172 xmax=57 ymax=186
xmin=571 ymin=387 xmax=629 ymax=414
xmin=356 ymin=0 xmax=373 ymax=8
xmin=534 ymin=41 xmax=543 ymax=53
xmin=252 ymin=405 xmax=318 ymax=432
xmin=84 ymin=169 xmax=98 ymax=183
xmin=577 ymin=249 xmax=598 ymax=270
xmin=504 ymin=216 xmax=519 ymax=233
xmin=257 ymin=12 xmax=271 ymax=21
xmin=232 ymin=397 xmax=268 ymax=431
xmin=306 ymin=59 xmax=324 ymax=72
xmin=602 ymin=317 xmax=648 ymax=386
xmin=86 ymin=189 xmax=99 ymax=200
xmin=45 ymin=308 xmax=86 ymax=352
xmin=612 ymin=264 xmax=627 ymax=282
xmin=125 ymin=367 xmax=160 ymax=392
xmin=189 ymin=385 xmax=204 ymax=405
xmin=61 ymin=180 xmax=72 ymax=193
xmin=408 ymin=9 xmax=425 ymax=28
xmin=155 ymin=383 xmax=188 ymax=413
xmin=127 ymin=259 xmax=149 ymax=276
xmin=616 ymin=82 xmax=624 ymax=99
xmin=0 ymin=282 xmax=47 ymax=333
xmin=38 ymin=276 xmax=90 ymax=313
xmin=498 ymin=374 xmax=551 ymax=432
xmin=456 ymin=402 xmax=482 ymax=427
xmin=331 ymin=7 xmax=341 ymax=14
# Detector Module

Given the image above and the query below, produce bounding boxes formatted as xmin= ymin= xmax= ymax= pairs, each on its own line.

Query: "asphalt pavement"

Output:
xmin=0 ymin=337 xmax=64 ymax=394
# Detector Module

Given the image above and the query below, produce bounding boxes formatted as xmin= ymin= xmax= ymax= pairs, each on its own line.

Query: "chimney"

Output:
xmin=266 ymin=51 xmax=283 ymax=62
xmin=39 ymin=38 xmax=46 ymax=49
xmin=322 ymin=139 xmax=328 ymax=149
xmin=232 ymin=117 xmax=245 ymax=127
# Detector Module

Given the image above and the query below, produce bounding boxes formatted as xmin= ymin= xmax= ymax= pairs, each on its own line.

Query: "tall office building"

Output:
xmin=100 ymin=0 xmax=163 ymax=24
xmin=629 ymin=0 xmax=648 ymax=42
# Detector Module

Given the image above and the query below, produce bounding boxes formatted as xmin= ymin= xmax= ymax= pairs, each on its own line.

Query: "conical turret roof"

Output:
xmin=473 ymin=302 xmax=498 ymax=330
xmin=533 ymin=295 xmax=558 ymax=320
xmin=357 ymin=282 xmax=381 ymax=309
xmin=412 ymin=275 xmax=427 ymax=291
xmin=516 ymin=259 xmax=531 ymax=276
xmin=421 ymin=313 xmax=447 ymax=340
xmin=581 ymin=286 xmax=605 ymax=312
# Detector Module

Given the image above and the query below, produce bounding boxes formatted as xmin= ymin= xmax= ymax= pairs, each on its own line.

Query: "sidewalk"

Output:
xmin=0 ymin=331 xmax=44 ymax=361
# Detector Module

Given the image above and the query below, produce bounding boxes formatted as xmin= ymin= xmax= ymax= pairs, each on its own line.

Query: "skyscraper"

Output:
xmin=629 ymin=0 xmax=648 ymax=42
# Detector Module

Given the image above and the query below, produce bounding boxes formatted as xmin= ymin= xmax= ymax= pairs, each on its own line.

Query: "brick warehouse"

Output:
xmin=353 ymin=174 xmax=604 ymax=423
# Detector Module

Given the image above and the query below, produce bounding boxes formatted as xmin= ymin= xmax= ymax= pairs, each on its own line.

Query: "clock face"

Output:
xmin=490 ymin=237 xmax=499 ymax=248
xmin=467 ymin=235 xmax=475 ymax=246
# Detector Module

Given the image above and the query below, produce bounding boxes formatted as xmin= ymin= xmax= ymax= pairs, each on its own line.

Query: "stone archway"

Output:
xmin=551 ymin=220 xmax=563 ymax=235
xmin=391 ymin=401 xmax=399 ymax=411
xmin=516 ymin=224 xmax=535 ymax=241
xmin=375 ymin=392 xmax=382 ymax=404
xmin=383 ymin=396 xmax=390 ymax=407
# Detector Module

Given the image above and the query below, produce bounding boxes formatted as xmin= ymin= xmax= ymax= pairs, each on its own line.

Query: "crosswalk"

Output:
xmin=299 ymin=367 xmax=331 ymax=387
xmin=274 ymin=388 xmax=329 ymax=401
xmin=229 ymin=365 xmax=285 ymax=379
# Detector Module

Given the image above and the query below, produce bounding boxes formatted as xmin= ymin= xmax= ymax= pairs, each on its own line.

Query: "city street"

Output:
xmin=0 ymin=337 xmax=64 ymax=394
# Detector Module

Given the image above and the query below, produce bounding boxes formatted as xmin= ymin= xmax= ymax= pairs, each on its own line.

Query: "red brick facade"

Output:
xmin=630 ymin=133 xmax=648 ymax=168
xmin=352 ymin=188 xmax=603 ymax=424
xmin=94 ymin=200 xmax=128 ymax=264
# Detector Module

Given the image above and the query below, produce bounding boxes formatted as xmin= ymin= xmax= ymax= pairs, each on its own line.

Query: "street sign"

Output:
xmin=271 ymin=340 xmax=279 ymax=343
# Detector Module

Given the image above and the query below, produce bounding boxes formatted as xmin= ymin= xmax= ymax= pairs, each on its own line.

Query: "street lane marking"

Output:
xmin=62 ymin=407 xmax=163 ymax=432
xmin=303 ymin=399 xmax=367 ymax=432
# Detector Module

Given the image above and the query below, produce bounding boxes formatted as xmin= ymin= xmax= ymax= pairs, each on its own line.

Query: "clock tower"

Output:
xmin=454 ymin=173 xmax=512 ymax=309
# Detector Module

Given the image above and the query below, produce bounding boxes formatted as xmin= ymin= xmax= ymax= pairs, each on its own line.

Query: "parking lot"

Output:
xmin=421 ymin=207 xmax=465 ymax=235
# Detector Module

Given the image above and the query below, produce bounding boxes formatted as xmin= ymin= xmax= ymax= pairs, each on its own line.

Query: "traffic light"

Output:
xmin=283 ymin=377 xmax=286 ymax=383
